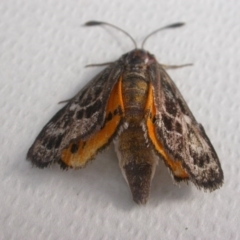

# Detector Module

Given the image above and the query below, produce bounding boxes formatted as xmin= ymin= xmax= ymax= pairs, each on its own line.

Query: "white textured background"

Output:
xmin=0 ymin=0 xmax=239 ymax=239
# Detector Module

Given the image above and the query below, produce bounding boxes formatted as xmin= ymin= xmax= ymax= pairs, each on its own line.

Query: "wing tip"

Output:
xmin=26 ymin=149 xmax=53 ymax=169
xmin=192 ymin=172 xmax=224 ymax=192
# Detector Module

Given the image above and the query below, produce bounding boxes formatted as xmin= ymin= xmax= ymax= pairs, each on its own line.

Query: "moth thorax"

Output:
xmin=122 ymin=75 xmax=148 ymax=122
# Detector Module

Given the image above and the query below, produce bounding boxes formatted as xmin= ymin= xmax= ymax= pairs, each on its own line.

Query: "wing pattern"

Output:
xmin=149 ymin=63 xmax=223 ymax=190
xmin=27 ymin=63 xmax=123 ymax=168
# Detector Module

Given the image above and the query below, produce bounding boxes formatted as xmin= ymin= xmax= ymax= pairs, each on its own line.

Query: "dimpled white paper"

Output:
xmin=0 ymin=0 xmax=239 ymax=239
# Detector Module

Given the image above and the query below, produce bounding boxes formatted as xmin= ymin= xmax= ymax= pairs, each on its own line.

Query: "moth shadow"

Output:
xmin=73 ymin=147 xmax=194 ymax=209
xmin=80 ymin=146 xmax=141 ymax=211
xmin=21 ymin=145 xmax=192 ymax=210
xmin=150 ymin=161 xmax=193 ymax=204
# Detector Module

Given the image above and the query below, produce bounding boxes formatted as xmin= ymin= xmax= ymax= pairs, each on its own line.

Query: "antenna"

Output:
xmin=141 ymin=22 xmax=185 ymax=49
xmin=84 ymin=21 xmax=185 ymax=50
xmin=84 ymin=21 xmax=137 ymax=49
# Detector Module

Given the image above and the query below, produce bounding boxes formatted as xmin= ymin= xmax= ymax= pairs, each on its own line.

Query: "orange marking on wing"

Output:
xmin=61 ymin=77 xmax=124 ymax=168
xmin=145 ymin=84 xmax=189 ymax=180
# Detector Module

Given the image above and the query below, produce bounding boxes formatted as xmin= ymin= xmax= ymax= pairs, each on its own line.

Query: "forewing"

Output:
xmin=27 ymin=63 xmax=123 ymax=168
xmin=145 ymin=82 xmax=189 ymax=181
xmin=149 ymin=63 xmax=223 ymax=190
xmin=60 ymin=76 xmax=124 ymax=168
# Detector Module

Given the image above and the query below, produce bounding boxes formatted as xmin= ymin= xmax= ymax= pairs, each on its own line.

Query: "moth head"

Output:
xmin=122 ymin=49 xmax=156 ymax=67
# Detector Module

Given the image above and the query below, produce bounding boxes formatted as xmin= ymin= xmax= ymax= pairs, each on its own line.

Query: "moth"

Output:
xmin=27 ymin=21 xmax=223 ymax=204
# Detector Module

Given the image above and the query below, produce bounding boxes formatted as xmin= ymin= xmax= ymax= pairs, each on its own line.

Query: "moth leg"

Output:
xmin=145 ymin=83 xmax=189 ymax=181
xmin=160 ymin=63 xmax=193 ymax=69
xmin=85 ymin=62 xmax=114 ymax=67
xmin=60 ymin=76 xmax=124 ymax=168
xmin=59 ymin=62 xmax=117 ymax=103
xmin=58 ymin=98 xmax=73 ymax=104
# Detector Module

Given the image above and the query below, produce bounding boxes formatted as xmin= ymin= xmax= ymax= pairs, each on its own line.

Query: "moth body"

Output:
xmin=115 ymin=61 xmax=158 ymax=204
xmin=27 ymin=23 xmax=223 ymax=204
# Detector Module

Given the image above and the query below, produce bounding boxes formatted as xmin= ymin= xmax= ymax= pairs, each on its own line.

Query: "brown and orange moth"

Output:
xmin=27 ymin=21 xmax=223 ymax=204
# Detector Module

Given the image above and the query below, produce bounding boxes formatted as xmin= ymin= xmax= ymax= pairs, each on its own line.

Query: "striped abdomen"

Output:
xmin=115 ymin=72 xmax=158 ymax=204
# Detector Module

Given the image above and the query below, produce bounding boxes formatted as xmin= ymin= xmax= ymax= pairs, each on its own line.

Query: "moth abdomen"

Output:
xmin=116 ymin=126 xmax=157 ymax=204
xmin=123 ymin=160 xmax=154 ymax=204
xmin=116 ymin=72 xmax=158 ymax=204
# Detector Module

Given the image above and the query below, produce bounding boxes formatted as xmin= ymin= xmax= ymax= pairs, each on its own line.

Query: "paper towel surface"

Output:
xmin=0 ymin=0 xmax=239 ymax=239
